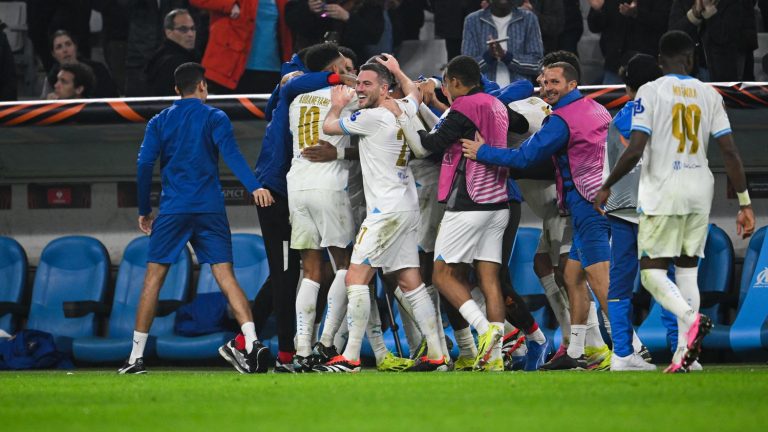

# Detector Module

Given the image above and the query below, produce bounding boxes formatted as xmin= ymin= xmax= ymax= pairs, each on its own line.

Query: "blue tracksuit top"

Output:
xmin=136 ymin=98 xmax=261 ymax=216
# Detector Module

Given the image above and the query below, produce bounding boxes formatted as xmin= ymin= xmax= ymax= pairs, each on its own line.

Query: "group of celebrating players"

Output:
xmin=119 ymin=29 xmax=755 ymax=375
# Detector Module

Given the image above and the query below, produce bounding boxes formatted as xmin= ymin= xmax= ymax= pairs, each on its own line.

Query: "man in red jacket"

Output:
xmin=191 ymin=0 xmax=293 ymax=93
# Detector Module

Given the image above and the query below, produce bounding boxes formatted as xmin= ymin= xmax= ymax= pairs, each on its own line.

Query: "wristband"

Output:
xmin=737 ymin=190 xmax=751 ymax=207
xmin=337 ymin=146 xmax=345 ymax=160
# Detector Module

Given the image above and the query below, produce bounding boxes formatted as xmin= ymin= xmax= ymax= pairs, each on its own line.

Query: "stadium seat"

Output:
xmin=72 ymin=237 xmax=192 ymax=363
xmin=26 ymin=236 xmax=110 ymax=353
xmin=728 ymin=226 xmax=768 ymax=356
xmin=156 ymin=234 xmax=269 ymax=360
xmin=0 ymin=237 xmax=27 ymax=333
xmin=638 ymin=225 xmax=733 ymax=354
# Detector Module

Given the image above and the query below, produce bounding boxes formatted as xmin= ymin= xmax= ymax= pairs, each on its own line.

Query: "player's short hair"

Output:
xmin=164 ymin=8 xmax=191 ymax=30
xmin=659 ymin=30 xmax=695 ymax=59
xmin=50 ymin=29 xmax=76 ymax=50
xmin=59 ymin=62 xmax=95 ymax=96
xmin=359 ymin=61 xmax=394 ymax=89
xmin=620 ymin=54 xmax=662 ymax=92
xmin=444 ymin=55 xmax=481 ymax=88
xmin=545 ymin=61 xmax=579 ymax=84
xmin=338 ymin=46 xmax=358 ymax=69
xmin=541 ymin=50 xmax=581 ymax=81
xmin=304 ymin=43 xmax=343 ymax=72
xmin=174 ymin=62 xmax=206 ymax=96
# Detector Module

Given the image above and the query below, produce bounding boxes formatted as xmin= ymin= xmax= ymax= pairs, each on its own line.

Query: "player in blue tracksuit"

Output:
xmin=602 ymin=54 xmax=663 ymax=371
xmin=120 ymin=63 xmax=271 ymax=375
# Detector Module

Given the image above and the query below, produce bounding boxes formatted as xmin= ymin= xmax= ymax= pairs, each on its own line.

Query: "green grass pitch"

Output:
xmin=2 ymin=365 xmax=767 ymax=432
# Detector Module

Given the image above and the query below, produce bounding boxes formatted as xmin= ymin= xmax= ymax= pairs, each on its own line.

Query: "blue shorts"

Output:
xmin=148 ymin=213 xmax=233 ymax=264
xmin=566 ymin=191 xmax=610 ymax=268
xmin=608 ymin=215 xmax=638 ymax=301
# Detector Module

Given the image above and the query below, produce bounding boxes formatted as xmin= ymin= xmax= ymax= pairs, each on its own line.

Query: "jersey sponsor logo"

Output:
xmin=755 ymin=267 xmax=768 ymax=288
xmin=633 ymin=99 xmax=645 ymax=116
xmin=672 ymin=160 xmax=702 ymax=171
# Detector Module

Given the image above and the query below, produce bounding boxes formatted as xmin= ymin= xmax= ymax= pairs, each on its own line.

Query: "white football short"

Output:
xmin=434 ymin=209 xmax=508 ymax=264
xmin=288 ymin=189 xmax=355 ymax=250
xmin=416 ymin=183 xmax=445 ymax=253
xmin=638 ymin=213 xmax=709 ymax=259
xmin=351 ymin=210 xmax=420 ymax=273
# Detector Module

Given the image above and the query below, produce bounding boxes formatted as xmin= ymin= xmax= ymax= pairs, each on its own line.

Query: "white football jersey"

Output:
xmin=286 ymin=87 xmax=356 ymax=191
xmin=631 ymin=75 xmax=731 ymax=215
xmin=338 ymin=96 xmax=420 ymax=214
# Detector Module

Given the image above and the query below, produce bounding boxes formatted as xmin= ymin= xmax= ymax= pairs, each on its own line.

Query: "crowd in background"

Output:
xmin=0 ymin=0 xmax=768 ymax=101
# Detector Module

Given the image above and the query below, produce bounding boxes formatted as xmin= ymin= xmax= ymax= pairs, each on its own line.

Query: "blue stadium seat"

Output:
xmin=638 ymin=225 xmax=733 ymax=354
xmin=0 ymin=237 xmax=27 ymax=333
xmin=26 ymin=236 xmax=110 ymax=353
xmin=156 ymin=234 xmax=269 ymax=360
xmin=728 ymin=226 xmax=768 ymax=356
xmin=72 ymin=237 xmax=192 ymax=362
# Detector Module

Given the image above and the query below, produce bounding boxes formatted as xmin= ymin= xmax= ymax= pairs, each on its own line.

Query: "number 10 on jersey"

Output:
xmin=298 ymin=106 xmax=320 ymax=149
xmin=672 ymin=103 xmax=701 ymax=154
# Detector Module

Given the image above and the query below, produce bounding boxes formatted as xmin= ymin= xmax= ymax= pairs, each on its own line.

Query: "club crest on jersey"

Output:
xmin=350 ymin=111 xmax=361 ymax=122
xmin=633 ymin=99 xmax=645 ymax=116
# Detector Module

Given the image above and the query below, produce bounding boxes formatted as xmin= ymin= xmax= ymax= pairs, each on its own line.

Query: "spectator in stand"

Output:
xmin=47 ymin=62 xmax=96 ymax=100
xmin=669 ymin=0 xmax=757 ymax=82
xmin=146 ymin=9 xmax=201 ymax=96
xmin=433 ymin=0 xmax=481 ymax=61
xmin=285 ymin=0 xmax=384 ymax=63
xmin=42 ymin=30 xmax=119 ymax=99
xmin=95 ymin=1 xmax=131 ymax=94
xmin=558 ymin=0 xmax=583 ymax=55
xmin=521 ymin=0 xmax=564 ymax=55
xmin=0 ymin=22 xmax=17 ymax=101
xmin=587 ymin=0 xmax=671 ymax=84
xmin=121 ymin=0 xmax=188 ymax=96
xmin=389 ymin=0 xmax=426 ymax=46
xmin=462 ymin=0 xmax=544 ymax=85
xmin=25 ymin=0 xmax=93 ymax=72
xmin=192 ymin=0 xmax=293 ymax=93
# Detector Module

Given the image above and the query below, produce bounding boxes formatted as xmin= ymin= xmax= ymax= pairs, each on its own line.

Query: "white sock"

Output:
xmin=394 ymin=286 xmax=424 ymax=356
xmin=334 ymin=318 xmax=348 ymax=352
xmin=490 ymin=321 xmax=504 ymax=361
xmin=365 ymin=293 xmax=389 ymax=365
xmin=454 ymin=326 xmax=477 ymax=358
xmin=640 ymin=269 xmax=696 ymax=327
xmin=403 ymin=284 xmax=443 ymax=360
xmin=586 ymin=302 xmax=605 ymax=347
xmin=241 ymin=322 xmax=258 ymax=354
xmin=632 ymin=330 xmax=643 ymax=353
xmin=527 ymin=327 xmax=546 ymax=344
xmin=129 ymin=331 xmax=148 ymax=363
xmin=470 ymin=287 xmax=487 ymax=315
xmin=425 ymin=285 xmax=449 ymax=357
xmin=674 ymin=266 xmax=701 ymax=350
xmin=295 ymin=278 xmax=321 ymax=357
xmin=459 ymin=300 xmax=490 ymax=334
xmin=567 ymin=324 xmax=586 ymax=358
xmin=319 ymin=270 xmax=348 ymax=347
xmin=341 ymin=284 xmax=370 ymax=362
xmin=541 ymin=273 xmax=571 ymax=342
xmin=601 ymin=310 xmax=612 ymax=338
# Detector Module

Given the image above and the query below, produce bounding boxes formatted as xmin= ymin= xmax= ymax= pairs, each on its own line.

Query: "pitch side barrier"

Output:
xmin=0 ymin=83 xmax=767 ymax=182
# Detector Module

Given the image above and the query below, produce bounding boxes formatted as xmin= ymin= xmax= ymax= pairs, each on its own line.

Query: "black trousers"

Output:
xmin=255 ymin=192 xmax=300 ymax=353
xmin=501 ymin=201 xmax=536 ymax=332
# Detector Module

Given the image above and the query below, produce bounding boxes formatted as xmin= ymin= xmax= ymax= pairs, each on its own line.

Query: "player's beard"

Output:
xmin=358 ymin=90 xmax=379 ymax=109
